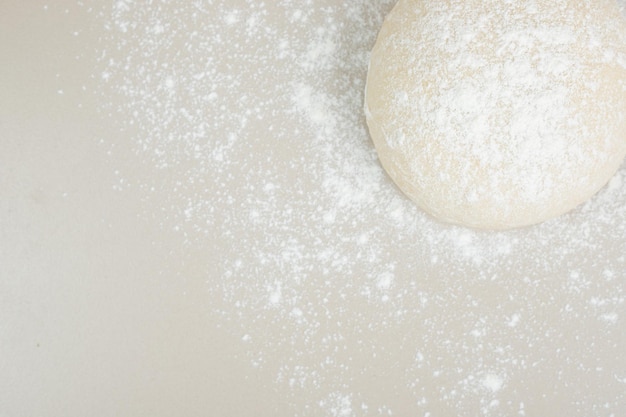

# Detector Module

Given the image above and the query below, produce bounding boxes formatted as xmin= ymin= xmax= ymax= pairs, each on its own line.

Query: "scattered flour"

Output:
xmin=77 ymin=0 xmax=626 ymax=415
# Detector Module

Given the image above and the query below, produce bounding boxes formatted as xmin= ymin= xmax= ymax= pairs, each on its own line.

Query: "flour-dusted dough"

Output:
xmin=365 ymin=0 xmax=626 ymax=229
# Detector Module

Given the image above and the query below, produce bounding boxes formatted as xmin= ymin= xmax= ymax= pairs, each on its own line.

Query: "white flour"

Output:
xmin=83 ymin=0 xmax=626 ymax=415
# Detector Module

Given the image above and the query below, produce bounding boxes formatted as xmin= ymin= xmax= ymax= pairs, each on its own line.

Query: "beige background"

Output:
xmin=2 ymin=1 xmax=626 ymax=416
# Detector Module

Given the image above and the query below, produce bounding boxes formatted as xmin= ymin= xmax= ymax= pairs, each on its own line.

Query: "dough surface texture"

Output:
xmin=365 ymin=0 xmax=626 ymax=229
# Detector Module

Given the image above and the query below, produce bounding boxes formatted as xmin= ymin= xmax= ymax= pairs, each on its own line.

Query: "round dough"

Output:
xmin=365 ymin=0 xmax=626 ymax=229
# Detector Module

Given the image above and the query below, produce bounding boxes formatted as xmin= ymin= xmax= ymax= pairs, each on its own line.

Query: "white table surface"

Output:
xmin=2 ymin=1 xmax=626 ymax=416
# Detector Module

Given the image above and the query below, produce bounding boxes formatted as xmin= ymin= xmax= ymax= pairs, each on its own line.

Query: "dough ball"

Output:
xmin=365 ymin=0 xmax=626 ymax=229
